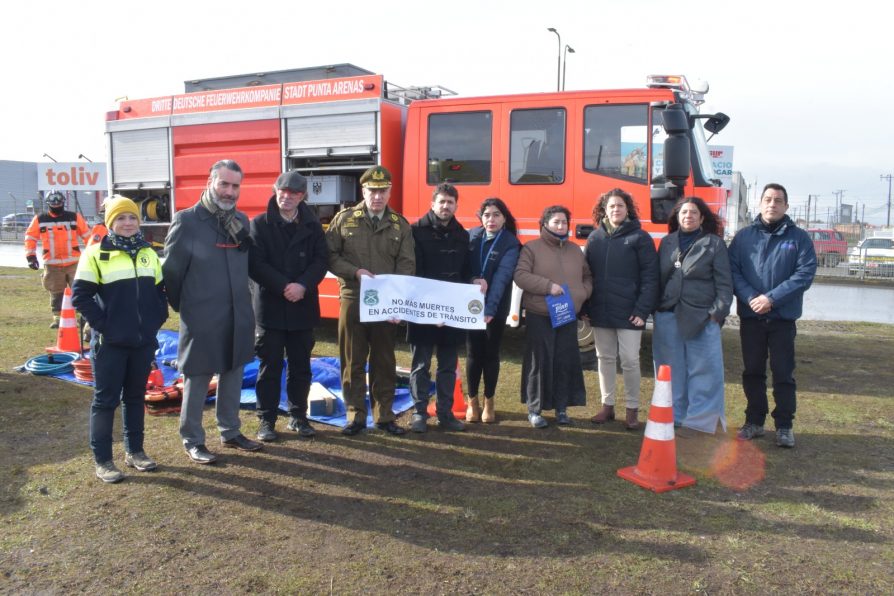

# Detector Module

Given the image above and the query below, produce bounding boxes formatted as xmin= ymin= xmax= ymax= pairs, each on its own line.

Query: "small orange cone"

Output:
xmin=617 ymin=365 xmax=696 ymax=493
xmin=427 ymin=361 xmax=467 ymax=417
xmin=47 ymin=287 xmax=87 ymax=354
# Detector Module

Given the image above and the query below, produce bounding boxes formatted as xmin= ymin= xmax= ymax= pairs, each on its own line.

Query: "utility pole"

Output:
xmin=861 ymin=204 xmax=866 ymax=240
xmin=753 ymin=177 xmax=759 ymax=215
xmin=882 ymin=174 xmax=893 ymax=227
xmin=807 ymin=194 xmax=813 ymax=225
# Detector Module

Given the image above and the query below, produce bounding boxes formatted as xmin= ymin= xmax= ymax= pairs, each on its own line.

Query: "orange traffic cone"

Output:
xmin=617 ymin=365 xmax=696 ymax=493
xmin=47 ymin=287 xmax=87 ymax=354
xmin=427 ymin=361 xmax=467 ymax=417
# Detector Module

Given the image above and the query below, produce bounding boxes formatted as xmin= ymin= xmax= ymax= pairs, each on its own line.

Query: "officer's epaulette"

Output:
xmin=333 ymin=203 xmax=364 ymax=221
xmin=386 ymin=210 xmax=409 ymax=225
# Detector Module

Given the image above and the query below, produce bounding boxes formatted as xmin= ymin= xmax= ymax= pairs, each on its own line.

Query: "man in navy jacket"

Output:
xmin=729 ymin=183 xmax=816 ymax=448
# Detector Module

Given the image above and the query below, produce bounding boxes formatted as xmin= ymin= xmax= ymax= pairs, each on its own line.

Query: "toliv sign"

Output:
xmin=37 ymin=162 xmax=107 ymax=191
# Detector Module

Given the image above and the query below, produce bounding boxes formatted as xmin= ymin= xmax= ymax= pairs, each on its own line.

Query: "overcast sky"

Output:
xmin=2 ymin=0 xmax=890 ymax=224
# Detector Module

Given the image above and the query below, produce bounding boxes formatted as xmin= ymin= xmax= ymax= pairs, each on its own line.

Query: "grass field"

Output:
xmin=0 ymin=266 xmax=892 ymax=594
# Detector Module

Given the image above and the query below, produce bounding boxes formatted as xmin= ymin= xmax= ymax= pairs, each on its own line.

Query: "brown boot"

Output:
xmin=465 ymin=397 xmax=481 ymax=423
xmin=481 ymin=397 xmax=496 ymax=423
xmin=625 ymin=408 xmax=640 ymax=430
xmin=590 ymin=404 xmax=615 ymax=424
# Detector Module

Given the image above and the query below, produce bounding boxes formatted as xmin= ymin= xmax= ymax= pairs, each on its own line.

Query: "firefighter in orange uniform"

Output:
xmin=24 ymin=191 xmax=91 ymax=327
xmin=86 ymin=200 xmax=109 ymax=247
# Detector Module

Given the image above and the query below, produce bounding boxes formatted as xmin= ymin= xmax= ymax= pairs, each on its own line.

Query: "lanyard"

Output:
xmin=480 ymin=229 xmax=503 ymax=272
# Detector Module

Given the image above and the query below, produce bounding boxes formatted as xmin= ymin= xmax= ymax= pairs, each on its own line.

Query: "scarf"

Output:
xmin=107 ymin=230 xmax=149 ymax=260
xmin=678 ymin=229 xmax=700 ymax=255
xmin=544 ymin=227 xmax=569 ymax=241
xmin=200 ymin=190 xmax=250 ymax=250
xmin=603 ymin=216 xmax=629 ymax=235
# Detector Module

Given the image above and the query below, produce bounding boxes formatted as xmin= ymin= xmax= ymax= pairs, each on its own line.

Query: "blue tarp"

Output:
xmin=45 ymin=330 xmax=415 ymax=428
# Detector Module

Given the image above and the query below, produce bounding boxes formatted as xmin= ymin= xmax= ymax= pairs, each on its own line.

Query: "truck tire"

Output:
xmin=826 ymin=253 xmax=840 ymax=267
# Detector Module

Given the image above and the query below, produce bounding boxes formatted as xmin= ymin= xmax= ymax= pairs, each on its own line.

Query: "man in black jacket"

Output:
xmin=249 ymin=171 xmax=329 ymax=441
xmin=407 ymin=183 xmax=481 ymax=433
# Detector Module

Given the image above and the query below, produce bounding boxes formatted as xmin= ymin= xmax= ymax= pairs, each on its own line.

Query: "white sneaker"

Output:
xmin=775 ymin=428 xmax=795 ymax=448
xmin=528 ymin=413 xmax=548 ymax=429
xmin=95 ymin=461 xmax=125 ymax=484
xmin=124 ymin=451 xmax=158 ymax=471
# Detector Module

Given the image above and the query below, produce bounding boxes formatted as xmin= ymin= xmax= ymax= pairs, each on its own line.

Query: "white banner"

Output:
xmin=359 ymin=274 xmax=486 ymax=330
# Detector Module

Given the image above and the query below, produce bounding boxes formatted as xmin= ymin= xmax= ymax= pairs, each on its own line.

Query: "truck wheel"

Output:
xmin=826 ymin=253 xmax=840 ymax=267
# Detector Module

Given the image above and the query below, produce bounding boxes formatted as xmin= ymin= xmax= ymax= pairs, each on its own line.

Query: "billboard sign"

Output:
xmin=708 ymin=146 xmax=734 ymax=190
xmin=37 ymin=162 xmax=108 ymax=191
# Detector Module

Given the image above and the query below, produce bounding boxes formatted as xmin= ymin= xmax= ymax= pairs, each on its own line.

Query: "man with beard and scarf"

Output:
xmin=24 ymin=191 xmax=90 ymax=327
xmin=407 ymin=183 xmax=483 ymax=433
xmin=163 ymin=159 xmax=262 ymax=464
xmin=248 ymin=171 xmax=328 ymax=442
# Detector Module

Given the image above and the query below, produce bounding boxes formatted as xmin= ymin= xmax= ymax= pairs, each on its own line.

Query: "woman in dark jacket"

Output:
xmin=653 ymin=197 xmax=732 ymax=434
xmin=72 ymin=196 xmax=168 ymax=483
xmin=465 ymin=198 xmax=520 ymax=423
xmin=585 ymin=188 xmax=658 ymax=430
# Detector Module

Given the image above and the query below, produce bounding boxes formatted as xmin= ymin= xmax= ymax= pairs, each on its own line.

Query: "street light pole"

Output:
xmin=882 ymin=173 xmax=893 ymax=227
xmin=78 ymin=154 xmax=94 ymax=163
xmin=562 ymin=45 xmax=575 ymax=91
xmin=42 ymin=153 xmax=58 ymax=163
xmin=547 ymin=28 xmax=561 ymax=92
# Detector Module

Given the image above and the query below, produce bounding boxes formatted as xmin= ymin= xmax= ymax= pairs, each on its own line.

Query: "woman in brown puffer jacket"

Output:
xmin=514 ymin=205 xmax=592 ymax=428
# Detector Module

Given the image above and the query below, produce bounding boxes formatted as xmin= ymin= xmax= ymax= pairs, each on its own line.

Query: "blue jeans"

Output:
xmin=90 ymin=341 xmax=156 ymax=463
xmin=653 ymin=311 xmax=726 ymax=433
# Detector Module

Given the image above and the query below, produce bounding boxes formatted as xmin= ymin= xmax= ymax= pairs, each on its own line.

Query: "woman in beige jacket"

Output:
xmin=514 ymin=205 xmax=592 ymax=428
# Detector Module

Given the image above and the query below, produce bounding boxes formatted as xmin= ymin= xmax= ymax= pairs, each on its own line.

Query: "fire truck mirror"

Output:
xmin=704 ymin=112 xmax=730 ymax=135
xmin=650 ymin=186 xmax=678 ymax=225
xmin=663 ymin=134 xmax=690 ymax=185
xmin=660 ymin=104 xmax=689 ymax=135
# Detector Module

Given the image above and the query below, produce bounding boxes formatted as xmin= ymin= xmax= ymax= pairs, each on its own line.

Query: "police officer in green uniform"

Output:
xmin=326 ymin=166 xmax=415 ymax=436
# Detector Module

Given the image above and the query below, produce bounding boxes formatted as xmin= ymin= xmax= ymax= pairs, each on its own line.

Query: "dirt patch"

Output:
xmin=1 ymin=267 xmax=892 ymax=594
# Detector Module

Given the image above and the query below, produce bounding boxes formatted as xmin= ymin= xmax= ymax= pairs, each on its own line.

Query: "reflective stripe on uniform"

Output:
xmin=75 ymin=245 xmax=161 ymax=286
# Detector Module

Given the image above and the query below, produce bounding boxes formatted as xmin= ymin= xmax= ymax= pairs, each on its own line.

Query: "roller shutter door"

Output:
xmin=110 ymin=128 xmax=170 ymax=184
xmin=286 ymin=112 xmax=376 ymax=157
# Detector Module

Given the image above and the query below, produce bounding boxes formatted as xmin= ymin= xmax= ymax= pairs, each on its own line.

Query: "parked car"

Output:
xmin=848 ymin=237 xmax=894 ymax=277
xmin=1 ymin=213 xmax=34 ymax=231
xmin=808 ymin=228 xmax=848 ymax=267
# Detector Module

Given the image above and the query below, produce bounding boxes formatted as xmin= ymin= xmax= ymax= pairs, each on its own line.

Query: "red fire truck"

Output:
xmin=104 ymin=64 xmax=730 ymax=321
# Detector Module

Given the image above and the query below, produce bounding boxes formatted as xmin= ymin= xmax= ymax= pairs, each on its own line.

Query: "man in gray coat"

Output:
xmin=163 ymin=159 xmax=262 ymax=464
